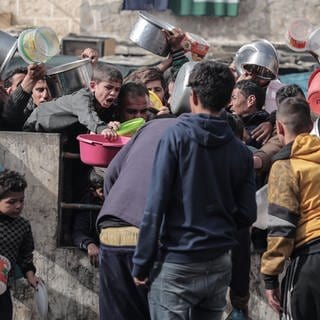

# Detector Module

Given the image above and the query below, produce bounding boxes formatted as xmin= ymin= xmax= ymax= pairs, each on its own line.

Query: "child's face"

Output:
xmin=90 ymin=79 xmax=122 ymax=109
xmin=0 ymin=191 xmax=25 ymax=218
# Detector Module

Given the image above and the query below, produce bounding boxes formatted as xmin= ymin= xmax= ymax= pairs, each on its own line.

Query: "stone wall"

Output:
xmin=0 ymin=132 xmax=99 ymax=320
xmin=1 ymin=0 xmax=320 ymax=52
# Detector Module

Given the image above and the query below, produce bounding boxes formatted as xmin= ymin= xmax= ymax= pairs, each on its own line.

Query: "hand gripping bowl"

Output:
xmin=77 ymin=134 xmax=131 ymax=167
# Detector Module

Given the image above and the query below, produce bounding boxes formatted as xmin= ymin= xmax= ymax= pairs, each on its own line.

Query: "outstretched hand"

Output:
xmin=81 ymin=48 xmax=99 ymax=65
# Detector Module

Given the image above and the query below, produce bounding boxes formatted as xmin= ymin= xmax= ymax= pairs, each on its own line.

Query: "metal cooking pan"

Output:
xmin=46 ymin=59 xmax=93 ymax=98
xmin=170 ymin=61 xmax=197 ymax=115
xmin=129 ymin=11 xmax=175 ymax=57
xmin=0 ymin=31 xmax=17 ymax=77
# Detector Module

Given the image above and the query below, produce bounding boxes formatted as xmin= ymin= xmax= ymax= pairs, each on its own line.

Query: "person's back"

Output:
xmin=97 ymin=116 xmax=179 ymax=320
xmin=261 ymin=98 xmax=320 ymax=319
xmin=132 ymin=61 xmax=257 ymax=320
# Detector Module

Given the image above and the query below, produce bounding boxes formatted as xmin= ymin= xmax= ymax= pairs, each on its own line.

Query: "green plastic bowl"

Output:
xmin=116 ymin=118 xmax=145 ymax=136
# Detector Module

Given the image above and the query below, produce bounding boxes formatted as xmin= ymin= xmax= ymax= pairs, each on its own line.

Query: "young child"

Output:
xmin=0 ymin=169 xmax=38 ymax=320
xmin=72 ymin=168 xmax=104 ymax=267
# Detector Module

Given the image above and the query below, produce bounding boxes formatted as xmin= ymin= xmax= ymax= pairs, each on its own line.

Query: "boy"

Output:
xmin=261 ymin=98 xmax=320 ymax=319
xmin=23 ymin=62 xmax=123 ymax=136
xmin=0 ymin=169 xmax=38 ymax=320
xmin=72 ymin=169 xmax=104 ymax=267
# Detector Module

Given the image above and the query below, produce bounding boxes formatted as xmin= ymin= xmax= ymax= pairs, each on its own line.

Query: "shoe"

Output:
xmin=226 ymin=308 xmax=247 ymax=320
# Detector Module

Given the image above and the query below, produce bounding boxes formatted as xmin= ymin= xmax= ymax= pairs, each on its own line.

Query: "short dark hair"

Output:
xmin=276 ymin=84 xmax=305 ymax=106
xmin=188 ymin=60 xmax=235 ymax=112
xmin=0 ymin=170 xmax=27 ymax=200
xmin=234 ymin=80 xmax=266 ymax=110
xmin=277 ymin=97 xmax=312 ymax=134
xmin=118 ymin=82 xmax=149 ymax=107
xmin=3 ymin=67 xmax=28 ymax=88
xmin=88 ymin=169 xmax=103 ymax=190
xmin=125 ymin=67 xmax=166 ymax=90
xmin=92 ymin=62 xmax=123 ymax=84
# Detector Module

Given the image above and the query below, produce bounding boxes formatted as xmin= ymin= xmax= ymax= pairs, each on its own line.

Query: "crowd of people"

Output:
xmin=0 ymin=26 xmax=320 ymax=320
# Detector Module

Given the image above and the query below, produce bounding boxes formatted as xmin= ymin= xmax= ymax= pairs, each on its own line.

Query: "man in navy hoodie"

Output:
xmin=132 ymin=60 xmax=257 ymax=320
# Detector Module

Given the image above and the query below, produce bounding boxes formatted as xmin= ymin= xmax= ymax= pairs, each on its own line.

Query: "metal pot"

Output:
xmin=234 ymin=39 xmax=279 ymax=80
xmin=170 ymin=61 xmax=197 ymax=115
xmin=46 ymin=59 xmax=93 ymax=98
xmin=0 ymin=31 xmax=17 ymax=77
xmin=129 ymin=12 xmax=175 ymax=57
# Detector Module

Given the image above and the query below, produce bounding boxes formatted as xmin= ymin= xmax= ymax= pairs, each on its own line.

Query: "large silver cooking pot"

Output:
xmin=46 ymin=59 xmax=93 ymax=98
xmin=234 ymin=39 xmax=279 ymax=80
xmin=0 ymin=31 xmax=17 ymax=77
xmin=170 ymin=61 xmax=197 ymax=115
xmin=129 ymin=12 xmax=175 ymax=57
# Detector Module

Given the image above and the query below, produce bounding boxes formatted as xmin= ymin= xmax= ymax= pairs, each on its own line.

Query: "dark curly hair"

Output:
xmin=3 ymin=67 xmax=28 ymax=88
xmin=0 ymin=170 xmax=27 ymax=200
xmin=188 ymin=60 xmax=235 ymax=112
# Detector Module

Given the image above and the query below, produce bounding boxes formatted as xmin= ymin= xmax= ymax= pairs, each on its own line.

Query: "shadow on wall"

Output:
xmin=0 ymin=132 xmax=99 ymax=320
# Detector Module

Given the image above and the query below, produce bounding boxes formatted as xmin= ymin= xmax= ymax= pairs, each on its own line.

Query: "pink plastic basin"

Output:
xmin=77 ymin=134 xmax=131 ymax=167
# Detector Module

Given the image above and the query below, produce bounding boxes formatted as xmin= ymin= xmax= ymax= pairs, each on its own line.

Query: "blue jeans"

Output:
xmin=148 ymin=252 xmax=232 ymax=320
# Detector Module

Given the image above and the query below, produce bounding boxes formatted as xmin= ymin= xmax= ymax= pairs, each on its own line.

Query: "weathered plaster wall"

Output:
xmin=0 ymin=132 xmax=99 ymax=320
xmin=2 ymin=0 xmax=320 ymax=49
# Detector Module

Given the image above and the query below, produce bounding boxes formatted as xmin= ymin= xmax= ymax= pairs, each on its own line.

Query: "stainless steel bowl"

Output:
xmin=170 ymin=61 xmax=197 ymax=115
xmin=0 ymin=31 xmax=17 ymax=77
xmin=46 ymin=59 xmax=93 ymax=97
xmin=234 ymin=39 xmax=279 ymax=80
xmin=129 ymin=12 xmax=175 ymax=57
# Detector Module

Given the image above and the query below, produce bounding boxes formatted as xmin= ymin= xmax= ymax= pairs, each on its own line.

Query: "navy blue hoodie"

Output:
xmin=132 ymin=113 xmax=257 ymax=279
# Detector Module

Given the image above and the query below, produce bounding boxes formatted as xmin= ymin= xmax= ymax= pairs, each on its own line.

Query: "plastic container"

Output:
xmin=181 ymin=32 xmax=210 ymax=61
xmin=286 ymin=19 xmax=312 ymax=52
xmin=148 ymin=90 xmax=163 ymax=111
xmin=116 ymin=118 xmax=145 ymax=136
xmin=0 ymin=255 xmax=11 ymax=295
xmin=18 ymin=27 xmax=59 ymax=64
xmin=307 ymin=27 xmax=320 ymax=59
xmin=35 ymin=280 xmax=48 ymax=317
xmin=307 ymin=67 xmax=320 ymax=114
xmin=77 ymin=134 xmax=131 ymax=167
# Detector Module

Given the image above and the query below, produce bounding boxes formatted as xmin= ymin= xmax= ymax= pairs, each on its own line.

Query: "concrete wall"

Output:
xmin=0 ymin=132 xmax=99 ymax=320
xmin=2 ymin=0 xmax=320 ymax=51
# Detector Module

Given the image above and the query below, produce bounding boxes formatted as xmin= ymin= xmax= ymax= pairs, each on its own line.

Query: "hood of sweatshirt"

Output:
xmin=177 ymin=113 xmax=234 ymax=148
xmin=292 ymin=133 xmax=320 ymax=164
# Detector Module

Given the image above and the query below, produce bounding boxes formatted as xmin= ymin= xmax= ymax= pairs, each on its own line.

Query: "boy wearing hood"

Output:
xmin=261 ymin=98 xmax=320 ymax=319
xmin=132 ymin=61 xmax=257 ymax=320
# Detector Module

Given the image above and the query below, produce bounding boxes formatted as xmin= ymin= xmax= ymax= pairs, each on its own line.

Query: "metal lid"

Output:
xmin=138 ymin=11 xmax=174 ymax=31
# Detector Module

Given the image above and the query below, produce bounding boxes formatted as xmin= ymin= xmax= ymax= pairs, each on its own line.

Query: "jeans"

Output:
xmin=99 ymin=244 xmax=150 ymax=320
xmin=148 ymin=252 xmax=232 ymax=320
